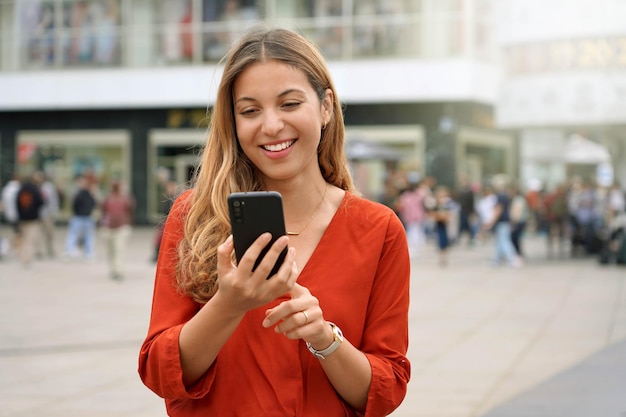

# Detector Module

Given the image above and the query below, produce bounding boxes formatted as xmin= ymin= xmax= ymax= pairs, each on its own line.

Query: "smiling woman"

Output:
xmin=233 ymin=60 xmax=333 ymax=177
xmin=139 ymin=25 xmax=411 ymax=417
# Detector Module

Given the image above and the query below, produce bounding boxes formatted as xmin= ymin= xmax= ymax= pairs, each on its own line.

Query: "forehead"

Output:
xmin=234 ymin=60 xmax=312 ymax=95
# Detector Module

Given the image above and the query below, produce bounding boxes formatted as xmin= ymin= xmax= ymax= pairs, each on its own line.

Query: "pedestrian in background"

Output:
xmin=430 ymin=185 xmax=455 ymax=266
xmin=476 ymin=184 xmax=497 ymax=243
xmin=544 ymin=182 xmax=570 ymax=258
xmin=139 ymin=25 xmax=410 ymax=416
xmin=396 ymin=180 xmax=426 ymax=257
xmin=509 ymin=183 xmax=529 ymax=258
xmin=64 ymin=175 xmax=97 ymax=261
xmin=455 ymin=175 xmax=478 ymax=247
xmin=1 ymin=174 xmax=21 ymax=257
xmin=16 ymin=172 xmax=45 ymax=268
xmin=37 ymin=172 xmax=60 ymax=258
xmin=100 ymin=179 xmax=135 ymax=280
xmin=484 ymin=176 xmax=523 ymax=268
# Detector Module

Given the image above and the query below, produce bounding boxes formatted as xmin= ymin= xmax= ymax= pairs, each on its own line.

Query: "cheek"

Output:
xmin=234 ymin=119 xmax=254 ymax=144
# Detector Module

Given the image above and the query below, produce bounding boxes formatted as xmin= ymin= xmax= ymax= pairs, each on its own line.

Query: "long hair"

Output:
xmin=177 ymin=25 xmax=356 ymax=303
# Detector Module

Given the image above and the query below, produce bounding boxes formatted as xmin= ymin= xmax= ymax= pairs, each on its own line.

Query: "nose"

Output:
xmin=261 ymin=109 xmax=284 ymax=136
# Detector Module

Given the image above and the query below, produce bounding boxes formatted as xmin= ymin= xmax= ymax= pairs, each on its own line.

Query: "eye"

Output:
xmin=238 ymin=107 xmax=258 ymax=116
xmin=282 ymin=101 xmax=301 ymax=110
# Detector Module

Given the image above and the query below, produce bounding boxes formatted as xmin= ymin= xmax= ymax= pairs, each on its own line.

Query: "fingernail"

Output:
xmin=262 ymin=318 xmax=270 ymax=328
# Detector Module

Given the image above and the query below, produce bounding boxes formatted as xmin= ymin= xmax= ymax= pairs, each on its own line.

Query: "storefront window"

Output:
xmin=202 ymin=0 xmax=264 ymax=62
xmin=61 ymin=0 xmax=121 ymax=66
xmin=17 ymin=131 xmax=130 ymax=221
xmin=148 ymin=129 xmax=204 ymax=221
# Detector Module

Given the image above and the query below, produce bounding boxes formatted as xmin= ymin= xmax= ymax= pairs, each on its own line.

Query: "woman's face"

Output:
xmin=233 ymin=60 xmax=332 ymax=184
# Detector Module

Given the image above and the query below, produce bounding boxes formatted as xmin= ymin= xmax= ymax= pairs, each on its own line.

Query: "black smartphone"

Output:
xmin=228 ymin=191 xmax=288 ymax=279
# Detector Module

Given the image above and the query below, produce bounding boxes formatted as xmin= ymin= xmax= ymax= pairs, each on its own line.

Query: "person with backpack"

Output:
xmin=16 ymin=172 xmax=45 ymax=268
xmin=64 ymin=175 xmax=98 ymax=261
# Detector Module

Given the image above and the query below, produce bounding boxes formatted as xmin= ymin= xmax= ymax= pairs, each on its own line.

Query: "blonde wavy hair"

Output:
xmin=176 ymin=25 xmax=357 ymax=303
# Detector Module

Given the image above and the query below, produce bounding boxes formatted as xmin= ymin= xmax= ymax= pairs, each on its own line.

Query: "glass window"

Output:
xmin=62 ymin=0 xmax=121 ymax=66
xmin=18 ymin=1 xmax=57 ymax=68
xmin=474 ymin=0 xmax=494 ymax=60
xmin=350 ymin=0 xmax=424 ymax=58
xmin=156 ymin=0 xmax=194 ymax=64
xmin=353 ymin=0 xmax=422 ymax=15
xmin=274 ymin=0 xmax=314 ymax=18
xmin=202 ymin=0 xmax=264 ymax=62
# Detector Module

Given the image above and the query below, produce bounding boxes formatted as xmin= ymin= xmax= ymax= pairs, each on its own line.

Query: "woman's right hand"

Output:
xmin=214 ymin=234 xmax=298 ymax=315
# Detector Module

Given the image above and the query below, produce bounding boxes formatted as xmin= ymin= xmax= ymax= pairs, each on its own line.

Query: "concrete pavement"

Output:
xmin=0 ymin=226 xmax=625 ymax=416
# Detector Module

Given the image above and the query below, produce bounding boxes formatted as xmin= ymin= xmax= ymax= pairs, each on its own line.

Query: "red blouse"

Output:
xmin=139 ymin=191 xmax=411 ymax=416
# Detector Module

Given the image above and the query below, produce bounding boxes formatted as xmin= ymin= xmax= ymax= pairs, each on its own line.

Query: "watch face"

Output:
xmin=334 ymin=327 xmax=343 ymax=342
xmin=307 ymin=322 xmax=343 ymax=359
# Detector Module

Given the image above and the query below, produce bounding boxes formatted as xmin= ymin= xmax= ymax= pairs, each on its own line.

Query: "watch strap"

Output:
xmin=306 ymin=322 xmax=343 ymax=359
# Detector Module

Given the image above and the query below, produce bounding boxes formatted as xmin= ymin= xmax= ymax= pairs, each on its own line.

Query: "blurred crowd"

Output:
xmin=0 ymin=170 xmax=141 ymax=280
xmin=3 ymin=168 xmax=625 ymax=275
xmin=383 ymin=171 xmax=626 ymax=268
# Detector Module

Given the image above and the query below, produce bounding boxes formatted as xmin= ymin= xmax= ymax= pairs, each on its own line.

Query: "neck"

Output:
xmin=268 ymin=178 xmax=327 ymax=229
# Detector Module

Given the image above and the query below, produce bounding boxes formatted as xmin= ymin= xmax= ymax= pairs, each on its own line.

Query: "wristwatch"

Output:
xmin=306 ymin=322 xmax=344 ymax=359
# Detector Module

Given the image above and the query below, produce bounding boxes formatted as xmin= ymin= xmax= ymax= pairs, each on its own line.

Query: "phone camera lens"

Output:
xmin=233 ymin=201 xmax=240 ymax=207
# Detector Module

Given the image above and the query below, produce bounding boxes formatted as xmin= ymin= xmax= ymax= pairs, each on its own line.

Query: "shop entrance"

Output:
xmin=148 ymin=129 xmax=205 ymax=222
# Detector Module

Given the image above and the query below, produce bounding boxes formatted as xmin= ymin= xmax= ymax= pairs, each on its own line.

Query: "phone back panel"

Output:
xmin=228 ymin=191 xmax=287 ymax=276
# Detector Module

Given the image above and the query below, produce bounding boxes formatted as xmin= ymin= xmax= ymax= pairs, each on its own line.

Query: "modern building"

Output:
xmin=0 ymin=0 xmax=512 ymax=224
xmin=496 ymin=0 xmax=626 ymax=191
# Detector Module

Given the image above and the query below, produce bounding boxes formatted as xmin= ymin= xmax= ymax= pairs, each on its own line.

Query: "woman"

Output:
xmin=100 ymin=180 xmax=135 ymax=280
xmin=139 ymin=25 xmax=411 ymax=416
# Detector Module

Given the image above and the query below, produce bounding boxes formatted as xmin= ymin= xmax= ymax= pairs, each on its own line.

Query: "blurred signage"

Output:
xmin=505 ymin=37 xmax=626 ymax=75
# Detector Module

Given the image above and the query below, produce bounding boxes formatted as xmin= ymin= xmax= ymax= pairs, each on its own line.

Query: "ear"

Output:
xmin=321 ymin=88 xmax=334 ymax=125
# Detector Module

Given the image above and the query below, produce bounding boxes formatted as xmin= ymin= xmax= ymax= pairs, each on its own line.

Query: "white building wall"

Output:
xmin=496 ymin=0 xmax=626 ymax=189
xmin=0 ymin=58 xmax=501 ymax=110
xmin=497 ymin=0 xmax=626 ymax=127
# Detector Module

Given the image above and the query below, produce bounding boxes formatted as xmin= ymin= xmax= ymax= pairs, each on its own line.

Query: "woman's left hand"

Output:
xmin=262 ymin=283 xmax=333 ymax=349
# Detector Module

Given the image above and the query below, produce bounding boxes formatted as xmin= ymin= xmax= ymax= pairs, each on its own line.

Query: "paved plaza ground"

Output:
xmin=0 ymin=226 xmax=625 ymax=417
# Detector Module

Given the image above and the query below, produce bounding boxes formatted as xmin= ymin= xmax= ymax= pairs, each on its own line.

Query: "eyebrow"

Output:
xmin=235 ymin=88 xmax=307 ymax=104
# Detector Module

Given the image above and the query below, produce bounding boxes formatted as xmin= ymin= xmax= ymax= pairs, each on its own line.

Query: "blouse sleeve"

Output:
xmin=137 ymin=191 xmax=217 ymax=400
xmin=362 ymin=210 xmax=411 ymax=417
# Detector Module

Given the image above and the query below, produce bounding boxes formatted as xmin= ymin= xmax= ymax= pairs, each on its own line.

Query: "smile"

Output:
xmin=262 ymin=140 xmax=295 ymax=152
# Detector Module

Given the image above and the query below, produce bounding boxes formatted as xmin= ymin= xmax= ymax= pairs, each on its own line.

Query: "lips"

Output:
xmin=261 ymin=140 xmax=295 ymax=152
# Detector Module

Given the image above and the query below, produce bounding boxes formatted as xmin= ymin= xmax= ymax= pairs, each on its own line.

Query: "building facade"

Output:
xmin=496 ymin=0 xmax=626 ymax=190
xmin=0 ymin=0 xmax=511 ymax=223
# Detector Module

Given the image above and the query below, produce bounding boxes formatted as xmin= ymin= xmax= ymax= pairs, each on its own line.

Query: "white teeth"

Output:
xmin=263 ymin=140 xmax=294 ymax=152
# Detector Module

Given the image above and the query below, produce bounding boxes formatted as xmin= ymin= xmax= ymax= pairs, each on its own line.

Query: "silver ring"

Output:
xmin=301 ymin=311 xmax=309 ymax=324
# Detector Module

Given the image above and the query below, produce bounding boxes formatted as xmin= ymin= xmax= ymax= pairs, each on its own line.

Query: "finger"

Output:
xmin=274 ymin=310 xmax=314 ymax=337
xmin=289 ymin=282 xmax=309 ymax=298
xmin=216 ymin=235 xmax=235 ymax=271
xmin=253 ymin=235 xmax=289 ymax=279
xmin=236 ymin=232 xmax=273 ymax=272
xmin=263 ymin=285 xmax=316 ymax=329
xmin=273 ymin=245 xmax=298 ymax=283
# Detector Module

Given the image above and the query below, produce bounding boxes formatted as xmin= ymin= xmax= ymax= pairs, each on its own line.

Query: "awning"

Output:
xmin=564 ymin=134 xmax=611 ymax=164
